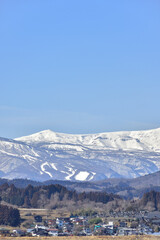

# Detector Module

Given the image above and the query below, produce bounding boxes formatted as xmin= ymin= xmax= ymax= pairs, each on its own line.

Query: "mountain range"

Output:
xmin=0 ymin=128 xmax=160 ymax=181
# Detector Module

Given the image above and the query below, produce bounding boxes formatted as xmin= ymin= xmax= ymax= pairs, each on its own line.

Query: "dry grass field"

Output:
xmin=1 ymin=236 xmax=160 ymax=240
xmin=19 ymin=207 xmax=70 ymax=218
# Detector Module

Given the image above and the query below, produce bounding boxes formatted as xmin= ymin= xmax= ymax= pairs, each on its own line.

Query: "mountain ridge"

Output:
xmin=0 ymin=127 xmax=160 ymax=181
xmin=15 ymin=127 xmax=160 ymax=152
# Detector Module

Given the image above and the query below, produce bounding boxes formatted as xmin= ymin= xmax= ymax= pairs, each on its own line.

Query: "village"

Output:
xmin=1 ymin=210 xmax=160 ymax=237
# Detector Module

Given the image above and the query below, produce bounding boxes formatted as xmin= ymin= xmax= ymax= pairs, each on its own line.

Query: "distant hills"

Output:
xmin=0 ymin=170 xmax=160 ymax=199
xmin=0 ymin=178 xmax=160 ymax=212
xmin=1 ymin=128 xmax=160 ymax=181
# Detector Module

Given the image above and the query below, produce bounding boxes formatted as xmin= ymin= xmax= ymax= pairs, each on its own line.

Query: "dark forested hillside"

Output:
xmin=0 ymin=181 xmax=160 ymax=213
xmin=0 ymin=183 xmax=121 ymax=208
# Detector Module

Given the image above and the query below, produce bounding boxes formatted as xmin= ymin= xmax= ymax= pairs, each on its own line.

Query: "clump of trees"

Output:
xmin=0 ymin=204 xmax=20 ymax=226
xmin=140 ymin=190 xmax=160 ymax=211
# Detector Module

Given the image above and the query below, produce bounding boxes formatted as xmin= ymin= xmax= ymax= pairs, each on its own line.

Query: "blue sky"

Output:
xmin=0 ymin=0 xmax=160 ymax=138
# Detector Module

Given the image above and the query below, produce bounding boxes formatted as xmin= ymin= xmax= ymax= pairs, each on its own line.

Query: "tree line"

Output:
xmin=0 ymin=182 xmax=120 ymax=208
xmin=0 ymin=182 xmax=159 ymax=212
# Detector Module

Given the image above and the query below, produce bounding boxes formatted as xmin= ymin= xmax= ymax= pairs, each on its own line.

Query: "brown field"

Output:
xmin=19 ymin=207 xmax=70 ymax=218
xmin=1 ymin=236 xmax=160 ymax=240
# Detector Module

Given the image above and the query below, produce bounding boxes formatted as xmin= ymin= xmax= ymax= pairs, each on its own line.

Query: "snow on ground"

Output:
xmin=88 ymin=172 xmax=96 ymax=181
xmin=75 ymin=171 xmax=90 ymax=181
xmin=60 ymin=170 xmax=67 ymax=174
xmin=65 ymin=165 xmax=76 ymax=180
xmin=41 ymin=162 xmax=53 ymax=178
xmin=51 ymin=163 xmax=58 ymax=171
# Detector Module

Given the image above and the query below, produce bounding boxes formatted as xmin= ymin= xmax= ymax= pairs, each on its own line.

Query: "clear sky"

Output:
xmin=0 ymin=0 xmax=160 ymax=138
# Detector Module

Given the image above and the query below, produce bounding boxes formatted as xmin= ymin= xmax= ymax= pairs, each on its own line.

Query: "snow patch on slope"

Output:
xmin=75 ymin=171 xmax=90 ymax=181
xmin=88 ymin=172 xmax=96 ymax=181
xmin=41 ymin=162 xmax=53 ymax=178
xmin=51 ymin=163 xmax=58 ymax=171
xmin=65 ymin=164 xmax=76 ymax=180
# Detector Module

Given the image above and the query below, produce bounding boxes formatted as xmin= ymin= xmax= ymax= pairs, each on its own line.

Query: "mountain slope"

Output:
xmin=0 ymin=128 xmax=160 ymax=181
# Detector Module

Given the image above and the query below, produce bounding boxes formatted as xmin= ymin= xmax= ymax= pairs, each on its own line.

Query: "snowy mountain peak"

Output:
xmin=0 ymin=127 xmax=159 ymax=182
xmin=16 ymin=129 xmax=58 ymax=143
xmin=16 ymin=127 xmax=160 ymax=152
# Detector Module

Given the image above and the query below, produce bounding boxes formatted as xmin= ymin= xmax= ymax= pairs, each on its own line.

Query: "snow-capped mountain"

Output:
xmin=1 ymin=128 xmax=160 ymax=181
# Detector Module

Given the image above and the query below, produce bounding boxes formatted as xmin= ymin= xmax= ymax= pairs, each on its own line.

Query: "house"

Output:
xmin=138 ymin=224 xmax=152 ymax=235
xmin=32 ymin=229 xmax=48 ymax=236
xmin=12 ymin=229 xmax=25 ymax=237
xmin=83 ymin=228 xmax=92 ymax=236
xmin=63 ymin=217 xmax=70 ymax=222
xmin=32 ymin=225 xmax=49 ymax=237
xmin=46 ymin=219 xmax=56 ymax=227
xmin=102 ymin=221 xmax=115 ymax=235
xmin=48 ymin=228 xmax=58 ymax=236
xmin=56 ymin=218 xmax=64 ymax=228
xmin=118 ymin=227 xmax=137 ymax=236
